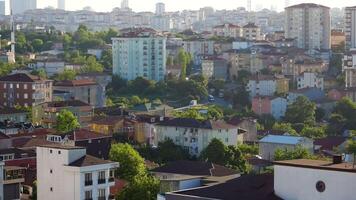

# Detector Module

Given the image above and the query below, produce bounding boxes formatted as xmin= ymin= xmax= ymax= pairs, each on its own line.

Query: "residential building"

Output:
xmin=0 ymin=0 xmax=5 ymax=15
xmin=343 ymin=49 xmax=356 ymax=88
xmin=155 ymin=2 xmax=165 ymax=16
xmin=112 ymin=28 xmax=166 ymax=81
xmin=212 ymin=23 xmax=242 ymax=38
xmin=287 ymin=88 xmax=325 ymax=103
xmin=89 ymin=116 xmax=124 ymax=135
xmin=36 ymin=145 xmax=118 ymax=200
xmin=151 ymin=160 xmax=239 ymax=197
xmin=182 ymin=40 xmax=215 ymax=64
xmin=223 ymin=49 xmax=251 ymax=80
xmin=57 ymin=0 xmax=65 ymax=10
xmin=252 ymin=96 xmax=288 ymax=120
xmin=274 ymin=158 xmax=356 ymax=200
xmin=2 ymin=165 xmax=26 ymax=200
xmin=213 ymin=58 xmax=228 ymax=80
xmin=0 ymin=73 xmax=53 ymax=108
xmin=53 ymin=80 xmax=103 ymax=107
xmin=314 ymin=136 xmax=347 ymax=154
xmin=34 ymin=60 xmax=66 ymax=77
xmin=242 ymin=23 xmax=261 ymax=41
xmin=285 ymin=3 xmax=331 ymax=51
xmin=259 ymin=135 xmax=314 ymax=161
xmin=121 ymin=0 xmax=129 ymax=9
xmin=151 ymin=16 xmax=172 ymax=31
xmin=297 ymin=72 xmax=324 ymax=90
xmin=154 ymin=118 xmax=243 ymax=156
xmin=345 ymin=6 xmax=356 ymax=50
xmin=247 ymin=75 xmax=289 ymax=98
xmin=32 ymin=100 xmax=94 ymax=128
xmin=331 ymin=30 xmax=345 ymax=49
xmin=10 ymin=0 xmax=37 ymax=14
xmin=0 ymin=107 xmax=29 ymax=123
xmin=227 ymin=117 xmax=258 ymax=143
xmin=280 ymin=56 xmax=327 ymax=78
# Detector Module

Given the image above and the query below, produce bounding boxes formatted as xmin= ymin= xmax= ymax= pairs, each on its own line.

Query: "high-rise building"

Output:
xmin=155 ymin=2 xmax=165 ymax=16
xmin=10 ymin=0 xmax=37 ymax=14
xmin=345 ymin=6 xmax=356 ymax=50
xmin=121 ymin=0 xmax=129 ymax=9
xmin=343 ymin=49 xmax=356 ymax=88
xmin=112 ymin=28 xmax=166 ymax=81
xmin=0 ymin=0 xmax=5 ymax=15
xmin=57 ymin=0 xmax=65 ymax=10
xmin=285 ymin=3 xmax=331 ymax=51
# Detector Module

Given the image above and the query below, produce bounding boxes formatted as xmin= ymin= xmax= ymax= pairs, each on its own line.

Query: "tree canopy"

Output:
xmin=55 ymin=109 xmax=80 ymax=133
xmin=285 ymin=96 xmax=316 ymax=125
xmin=274 ymin=146 xmax=314 ymax=161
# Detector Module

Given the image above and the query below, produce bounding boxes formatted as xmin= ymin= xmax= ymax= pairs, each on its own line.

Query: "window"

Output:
xmin=85 ymin=173 xmax=93 ymax=186
xmin=50 ymin=187 xmax=53 ymax=192
xmin=16 ymin=84 xmax=19 ymax=88
xmin=50 ymin=150 xmax=53 ymax=154
xmin=24 ymin=84 xmax=27 ymax=89
xmin=316 ymin=181 xmax=326 ymax=192
xmin=3 ymin=84 xmax=6 ymax=89
xmin=98 ymin=171 xmax=106 ymax=184
xmin=98 ymin=189 xmax=105 ymax=198
xmin=50 ymin=169 xmax=53 ymax=174
xmin=9 ymin=84 xmax=13 ymax=89
xmin=58 ymin=151 xmax=61 ymax=154
xmin=85 ymin=190 xmax=92 ymax=200
xmin=24 ymin=93 xmax=28 ymax=99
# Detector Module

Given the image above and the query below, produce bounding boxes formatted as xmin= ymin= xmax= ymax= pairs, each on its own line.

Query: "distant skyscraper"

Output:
xmin=345 ymin=6 xmax=356 ymax=50
xmin=121 ymin=0 xmax=129 ymax=9
xmin=285 ymin=3 xmax=331 ymax=51
xmin=0 ymin=0 xmax=5 ymax=15
xmin=57 ymin=0 xmax=65 ymax=10
xmin=10 ymin=0 xmax=37 ymax=14
xmin=155 ymin=2 xmax=165 ymax=16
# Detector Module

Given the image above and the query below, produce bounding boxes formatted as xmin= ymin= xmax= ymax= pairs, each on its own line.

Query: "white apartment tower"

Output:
xmin=112 ymin=28 xmax=166 ymax=81
xmin=121 ymin=0 xmax=129 ymax=9
xmin=36 ymin=145 xmax=119 ymax=200
xmin=345 ymin=6 xmax=356 ymax=51
xmin=10 ymin=0 xmax=37 ymax=14
xmin=285 ymin=3 xmax=331 ymax=51
xmin=343 ymin=49 xmax=356 ymax=88
xmin=156 ymin=2 xmax=165 ymax=16
xmin=57 ymin=0 xmax=65 ymax=10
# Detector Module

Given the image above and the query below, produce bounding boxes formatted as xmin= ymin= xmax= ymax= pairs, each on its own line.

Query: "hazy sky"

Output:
xmin=8 ymin=0 xmax=356 ymax=12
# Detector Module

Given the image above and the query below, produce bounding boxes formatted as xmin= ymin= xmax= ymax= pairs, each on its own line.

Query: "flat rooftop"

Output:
xmin=274 ymin=159 xmax=356 ymax=173
xmin=39 ymin=144 xmax=85 ymax=150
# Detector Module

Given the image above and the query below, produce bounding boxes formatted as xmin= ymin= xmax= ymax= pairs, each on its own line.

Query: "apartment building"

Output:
xmin=285 ymin=3 xmax=331 ymax=51
xmin=0 ymin=73 xmax=53 ymax=108
xmin=36 ymin=145 xmax=118 ymax=200
xmin=297 ymin=72 xmax=324 ymax=90
xmin=345 ymin=6 xmax=356 ymax=50
xmin=154 ymin=118 xmax=243 ymax=156
xmin=10 ymin=0 xmax=37 ymax=14
xmin=343 ymin=49 xmax=356 ymax=88
xmin=112 ymin=28 xmax=166 ymax=81
xmin=252 ymin=96 xmax=288 ymax=120
xmin=242 ymin=23 xmax=261 ymax=41
xmin=247 ymin=75 xmax=289 ymax=98
xmin=213 ymin=23 xmax=242 ymax=38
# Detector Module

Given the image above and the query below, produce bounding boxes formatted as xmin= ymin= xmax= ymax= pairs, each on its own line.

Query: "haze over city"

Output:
xmin=3 ymin=0 xmax=355 ymax=13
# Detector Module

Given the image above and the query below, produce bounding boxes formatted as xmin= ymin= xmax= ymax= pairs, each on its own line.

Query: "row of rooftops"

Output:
xmin=213 ymin=22 xmax=260 ymax=29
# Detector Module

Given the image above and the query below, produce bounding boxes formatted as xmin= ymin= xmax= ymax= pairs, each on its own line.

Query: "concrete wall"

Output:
xmin=275 ymin=165 xmax=356 ymax=200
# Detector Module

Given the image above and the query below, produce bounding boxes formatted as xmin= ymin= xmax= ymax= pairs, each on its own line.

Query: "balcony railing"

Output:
xmin=84 ymin=180 xmax=93 ymax=186
xmin=98 ymin=179 xmax=106 ymax=184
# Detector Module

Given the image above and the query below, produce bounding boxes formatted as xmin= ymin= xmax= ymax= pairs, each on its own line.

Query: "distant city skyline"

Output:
xmin=3 ymin=0 xmax=356 ymax=14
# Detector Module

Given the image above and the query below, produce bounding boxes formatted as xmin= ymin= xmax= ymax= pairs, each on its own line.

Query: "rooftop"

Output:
xmin=68 ymin=155 xmax=114 ymax=167
xmin=274 ymin=159 xmax=356 ymax=173
xmin=171 ymin=174 xmax=280 ymax=200
xmin=314 ymin=136 xmax=347 ymax=151
xmin=156 ymin=118 xmax=237 ymax=130
xmin=0 ymin=107 xmax=29 ymax=115
xmin=39 ymin=144 xmax=85 ymax=150
xmin=259 ymin=135 xmax=307 ymax=145
xmin=90 ymin=116 xmax=124 ymax=126
xmin=45 ymin=100 xmax=90 ymax=108
xmin=54 ymin=80 xmax=97 ymax=87
xmin=0 ymin=73 xmax=50 ymax=83
xmin=151 ymin=160 xmax=238 ymax=177
xmin=286 ymin=3 xmax=330 ymax=9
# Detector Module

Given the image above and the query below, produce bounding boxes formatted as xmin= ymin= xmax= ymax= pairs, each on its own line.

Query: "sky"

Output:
xmin=7 ymin=0 xmax=356 ymax=13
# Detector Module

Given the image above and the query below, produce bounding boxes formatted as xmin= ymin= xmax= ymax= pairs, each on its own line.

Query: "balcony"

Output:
xmin=98 ymin=179 xmax=106 ymax=184
xmin=109 ymin=177 xmax=115 ymax=182
xmin=84 ymin=180 xmax=93 ymax=186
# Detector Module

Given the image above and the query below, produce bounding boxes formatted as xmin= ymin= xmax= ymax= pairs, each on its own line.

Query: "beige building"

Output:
xmin=212 ymin=23 xmax=242 ymax=38
xmin=242 ymin=23 xmax=261 ymax=41
xmin=285 ymin=3 xmax=331 ymax=51
xmin=224 ymin=50 xmax=251 ymax=80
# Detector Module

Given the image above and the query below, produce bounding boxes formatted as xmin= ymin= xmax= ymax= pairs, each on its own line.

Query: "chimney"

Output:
xmin=333 ymin=155 xmax=342 ymax=164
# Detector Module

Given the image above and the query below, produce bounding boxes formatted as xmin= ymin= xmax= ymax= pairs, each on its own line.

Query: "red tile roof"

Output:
xmin=0 ymin=73 xmax=49 ymax=82
xmin=54 ymin=80 xmax=97 ymax=87
xmin=68 ymin=129 xmax=112 ymax=141
xmin=68 ymin=155 xmax=114 ymax=167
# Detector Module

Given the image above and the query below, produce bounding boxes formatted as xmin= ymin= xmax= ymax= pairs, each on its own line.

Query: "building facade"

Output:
xmin=285 ymin=3 xmax=331 ymax=51
xmin=247 ymin=75 xmax=289 ymax=98
xmin=0 ymin=73 xmax=53 ymax=108
xmin=112 ymin=28 xmax=166 ymax=81
xmin=297 ymin=72 xmax=324 ymax=90
xmin=36 ymin=145 xmax=118 ymax=200
xmin=213 ymin=23 xmax=242 ymax=38
xmin=10 ymin=0 xmax=37 ymax=14
xmin=343 ymin=49 xmax=356 ymax=88
xmin=345 ymin=6 xmax=356 ymax=50
xmin=252 ymin=96 xmax=288 ymax=120
xmin=242 ymin=23 xmax=261 ymax=41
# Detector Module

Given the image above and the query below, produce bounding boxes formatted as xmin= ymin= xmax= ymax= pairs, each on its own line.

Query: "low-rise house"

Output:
xmin=36 ymin=145 xmax=119 ymax=200
xmin=53 ymin=80 xmax=103 ymax=107
xmin=34 ymin=59 xmax=66 ymax=76
xmin=274 ymin=158 xmax=356 ymax=200
xmin=212 ymin=23 xmax=242 ymax=38
xmin=314 ymin=136 xmax=347 ymax=154
xmin=32 ymin=100 xmax=94 ymax=128
xmin=227 ymin=117 xmax=258 ymax=143
xmin=297 ymin=72 xmax=324 ymax=90
xmin=154 ymin=118 xmax=243 ymax=156
xmin=89 ymin=116 xmax=124 ymax=135
xmin=287 ymin=88 xmax=325 ymax=103
xmin=259 ymin=135 xmax=313 ymax=161
xmin=0 ymin=107 xmax=29 ymax=123
xmin=252 ymin=96 xmax=287 ymax=120
xmin=247 ymin=75 xmax=289 ymax=98
xmin=0 ymin=73 xmax=53 ymax=107
xmin=151 ymin=160 xmax=239 ymax=198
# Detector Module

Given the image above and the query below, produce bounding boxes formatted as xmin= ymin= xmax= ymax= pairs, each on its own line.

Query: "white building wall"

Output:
xmin=297 ymin=72 xmax=324 ymax=90
xmin=274 ymin=165 xmax=356 ymax=200
xmin=247 ymin=80 xmax=277 ymax=97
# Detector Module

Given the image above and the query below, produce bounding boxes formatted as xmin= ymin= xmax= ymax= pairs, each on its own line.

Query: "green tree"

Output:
xmin=56 ymin=109 xmax=80 ymax=133
xmin=30 ymin=181 xmax=37 ymax=200
xmin=177 ymin=48 xmax=188 ymax=80
xmin=272 ymin=123 xmax=298 ymax=135
xmin=326 ymin=114 xmax=347 ymax=136
xmin=116 ymin=174 xmax=159 ymax=200
xmin=32 ymin=39 xmax=44 ymax=52
xmin=200 ymin=138 xmax=227 ymax=165
xmin=333 ymin=98 xmax=356 ymax=130
xmin=130 ymin=96 xmax=142 ymax=106
xmin=346 ymin=139 xmax=356 ymax=168
xmin=225 ymin=145 xmax=249 ymax=173
xmin=300 ymin=126 xmax=326 ymax=139
xmin=157 ymin=139 xmax=190 ymax=163
xmin=100 ymin=49 xmax=113 ymax=68
xmin=109 ymin=143 xmax=146 ymax=181
xmin=81 ymin=56 xmax=104 ymax=73
xmin=274 ymin=146 xmax=313 ymax=161
xmin=31 ymin=68 xmax=47 ymax=78
xmin=56 ymin=69 xmax=77 ymax=80
xmin=285 ymin=96 xmax=316 ymax=125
